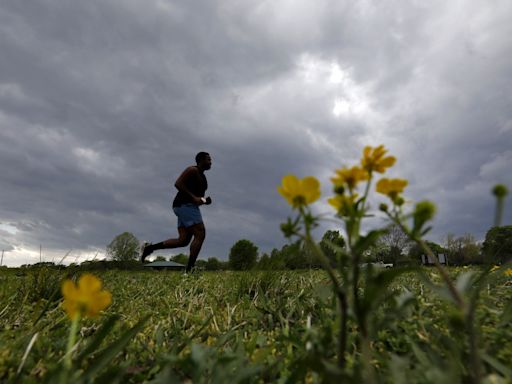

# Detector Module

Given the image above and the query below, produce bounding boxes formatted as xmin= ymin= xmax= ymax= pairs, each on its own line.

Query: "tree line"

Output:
xmin=100 ymin=225 xmax=512 ymax=271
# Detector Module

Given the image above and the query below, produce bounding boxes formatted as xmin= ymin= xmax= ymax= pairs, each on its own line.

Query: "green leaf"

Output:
xmin=389 ymin=354 xmax=409 ymax=384
xmin=395 ymin=288 xmax=416 ymax=309
xmin=481 ymin=352 xmax=512 ymax=378
xmin=190 ymin=344 xmax=209 ymax=375
xmin=324 ymin=238 xmax=347 ymax=254
xmin=81 ymin=316 xmax=149 ymax=381
xmin=313 ymin=283 xmax=333 ymax=304
xmin=155 ymin=323 xmax=164 ymax=347
xmin=361 ymin=266 xmax=417 ymax=314
xmin=499 ymin=299 xmax=512 ymax=327
xmin=416 ymin=270 xmax=458 ymax=305
xmin=33 ymin=287 xmax=61 ymax=326
xmin=352 ymin=230 xmax=387 ymax=255
xmin=455 ymin=271 xmax=476 ymax=295
xmin=148 ymin=366 xmax=182 ymax=384
xmin=420 ymin=226 xmax=433 ymax=236
xmin=410 ymin=342 xmax=431 ymax=368
xmin=173 ymin=314 xmax=213 ymax=355
xmin=75 ymin=314 xmax=120 ymax=364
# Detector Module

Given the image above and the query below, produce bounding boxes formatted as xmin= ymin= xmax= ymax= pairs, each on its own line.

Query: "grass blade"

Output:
xmin=81 ymin=316 xmax=149 ymax=380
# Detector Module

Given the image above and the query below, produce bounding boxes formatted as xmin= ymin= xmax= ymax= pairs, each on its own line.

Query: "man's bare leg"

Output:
xmin=162 ymin=227 xmax=192 ymax=248
xmin=140 ymin=227 xmax=192 ymax=261
xmin=186 ymin=223 xmax=206 ymax=272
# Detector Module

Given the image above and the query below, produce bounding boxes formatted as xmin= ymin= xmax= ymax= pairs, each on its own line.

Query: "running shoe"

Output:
xmin=139 ymin=241 xmax=153 ymax=262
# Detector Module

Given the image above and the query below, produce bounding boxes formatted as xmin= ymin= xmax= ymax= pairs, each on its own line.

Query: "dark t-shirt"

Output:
xmin=172 ymin=166 xmax=208 ymax=207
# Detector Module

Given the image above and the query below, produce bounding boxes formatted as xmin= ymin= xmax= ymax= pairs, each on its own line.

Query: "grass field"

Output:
xmin=0 ymin=267 xmax=511 ymax=383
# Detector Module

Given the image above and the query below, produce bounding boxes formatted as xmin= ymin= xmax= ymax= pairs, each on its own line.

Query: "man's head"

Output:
xmin=196 ymin=152 xmax=212 ymax=171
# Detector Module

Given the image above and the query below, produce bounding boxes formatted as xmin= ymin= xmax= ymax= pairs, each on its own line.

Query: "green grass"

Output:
xmin=0 ymin=268 xmax=511 ymax=383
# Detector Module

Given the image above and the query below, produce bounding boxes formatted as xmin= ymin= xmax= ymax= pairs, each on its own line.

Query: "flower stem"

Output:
xmin=390 ymin=213 xmax=466 ymax=310
xmin=302 ymin=209 xmax=348 ymax=368
xmin=416 ymin=237 xmax=465 ymax=309
xmin=360 ymin=171 xmax=373 ymax=213
xmin=65 ymin=313 xmax=80 ymax=369
xmin=494 ymin=197 xmax=504 ymax=227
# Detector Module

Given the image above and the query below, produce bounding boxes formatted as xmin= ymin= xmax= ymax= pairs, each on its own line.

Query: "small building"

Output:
xmin=421 ymin=253 xmax=447 ymax=265
xmin=143 ymin=261 xmax=186 ymax=271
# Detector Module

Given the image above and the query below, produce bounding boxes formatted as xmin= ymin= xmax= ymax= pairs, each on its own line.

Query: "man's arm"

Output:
xmin=175 ymin=166 xmax=203 ymax=205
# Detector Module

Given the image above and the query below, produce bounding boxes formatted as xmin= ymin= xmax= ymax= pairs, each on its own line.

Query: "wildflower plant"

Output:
xmin=39 ymin=273 xmax=148 ymax=383
xmin=60 ymin=274 xmax=111 ymax=370
xmin=278 ymin=145 xmax=512 ymax=383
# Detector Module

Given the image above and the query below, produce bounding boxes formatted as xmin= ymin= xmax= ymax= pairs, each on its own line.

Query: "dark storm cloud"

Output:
xmin=0 ymin=0 xmax=511 ymax=266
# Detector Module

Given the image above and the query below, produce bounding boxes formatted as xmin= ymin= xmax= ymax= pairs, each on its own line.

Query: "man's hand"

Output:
xmin=199 ymin=197 xmax=212 ymax=205
xmin=193 ymin=196 xmax=204 ymax=205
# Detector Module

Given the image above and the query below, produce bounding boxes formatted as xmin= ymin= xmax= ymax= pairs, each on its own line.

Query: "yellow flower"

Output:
xmin=61 ymin=274 xmax=112 ymax=319
xmin=331 ymin=166 xmax=368 ymax=191
xmin=361 ymin=145 xmax=396 ymax=173
xmin=328 ymin=193 xmax=358 ymax=216
xmin=278 ymin=175 xmax=321 ymax=208
xmin=505 ymin=268 xmax=512 ymax=277
xmin=376 ymin=178 xmax=408 ymax=203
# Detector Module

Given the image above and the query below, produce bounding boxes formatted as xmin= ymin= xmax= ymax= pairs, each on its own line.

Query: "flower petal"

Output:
xmin=61 ymin=299 xmax=79 ymax=319
xmin=380 ymin=156 xmax=396 ymax=168
xmin=301 ymin=177 xmax=321 ymax=204
xmin=61 ymin=280 xmax=78 ymax=300
xmin=86 ymin=291 xmax=112 ymax=317
xmin=78 ymin=274 xmax=102 ymax=294
xmin=281 ymin=175 xmax=300 ymax=193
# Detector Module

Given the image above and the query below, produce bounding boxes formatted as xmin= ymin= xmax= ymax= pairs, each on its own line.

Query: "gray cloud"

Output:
xmin=0 ymin=0 xmax=511 ymax=266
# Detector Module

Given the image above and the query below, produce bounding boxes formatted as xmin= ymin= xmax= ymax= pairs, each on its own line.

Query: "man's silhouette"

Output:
xmin=140 ymin=152 xmax=212 ymax=272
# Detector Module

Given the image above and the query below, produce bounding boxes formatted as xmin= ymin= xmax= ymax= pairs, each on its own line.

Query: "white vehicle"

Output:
xmin=361 ymin=261 xmax=393 ymax=269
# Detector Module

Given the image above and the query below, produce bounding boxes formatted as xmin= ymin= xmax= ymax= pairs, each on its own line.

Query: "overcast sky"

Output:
xmin=1 ymin=1 xmax=511 ymax=266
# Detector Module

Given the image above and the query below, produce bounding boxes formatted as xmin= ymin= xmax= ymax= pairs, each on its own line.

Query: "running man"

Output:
xmin=140 ymin=152 xmax=212 ymax=272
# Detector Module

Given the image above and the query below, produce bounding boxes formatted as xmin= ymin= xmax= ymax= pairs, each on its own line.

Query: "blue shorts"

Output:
xmin=173 ymin=204 xmax=203 ymax=228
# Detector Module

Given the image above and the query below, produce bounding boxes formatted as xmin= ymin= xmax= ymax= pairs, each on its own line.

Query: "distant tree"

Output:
xmin=379 ymin=225 xmax=411 ymax=264
xmin=205 ymin=257 xmax=221 ymax=271
xmin=268 ymin=248 xmax=286 ymax=270
xmin=218 ymin=260 xmax=230 ymax=270
xmin=365 ymin=243 xmax=389 ymax=263
xmin=408 ymin=240 xmax=444 ymax=263
xmin=257 ymin=253 xmax=272 ymax=270
xmin=170 ymin=253 xmax=189 ymax=266
xmin=444 ymin=233 xmax=460 ymax=263
xmin=444 ymin=233 xmax=482 ymax=265
xmin=319 ymin=230 xmax=346 ymax=266
xmin=106 ymin=232 xmax=139 ymax=261
xmin=195 ymin=259 xmax=207 ymax=270
xmin=31 ymin=262 xmax=57 ymax=268
xmin=229 ymin=239 xmax=258 ymax=270
xmin=482 ymin=226 xmax=512 ymax=264
xmin=463 ymin=238 xmax=482 ymax=264
xmin=265 ymin=241 xmax=315 ymax=270
xmin=154 ymin=255 xmax=167 ymax=261
xmin=282 ymin=241 xmax=311 ymax=269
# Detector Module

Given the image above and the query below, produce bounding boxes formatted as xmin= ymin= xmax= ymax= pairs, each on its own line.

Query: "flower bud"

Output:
xmin=492 ymin=184 xmax=508 ymax=198
xmin=414 ymin=201 xmax=436 ymax=221
xmin=379 ymin=203 xmax=389 ymax=212
xmin=334 ymin=185 xmax=345 ymax=195
xmin=412 ymin=201 xmax=436 ymax=236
